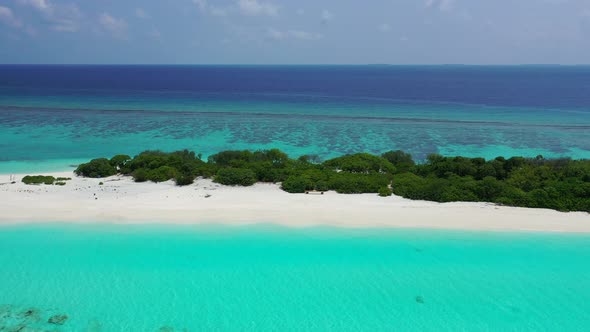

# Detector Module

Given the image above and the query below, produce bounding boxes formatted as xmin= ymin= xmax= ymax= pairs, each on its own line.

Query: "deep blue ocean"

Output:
xmin=1 ymin=65 xmax=589 ymax=173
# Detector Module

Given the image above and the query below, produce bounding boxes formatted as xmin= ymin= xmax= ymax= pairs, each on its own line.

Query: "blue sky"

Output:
xmin=0 ymin=0 xmax=589 ymax=64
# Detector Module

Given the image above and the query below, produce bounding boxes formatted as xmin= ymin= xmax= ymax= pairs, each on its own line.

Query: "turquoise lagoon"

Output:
xmin=1 ymin=224 xmax=590 ymax=331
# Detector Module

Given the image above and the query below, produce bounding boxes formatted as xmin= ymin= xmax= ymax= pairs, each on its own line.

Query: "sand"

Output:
xmin=0 ymin=172 xmax=589 ymax=232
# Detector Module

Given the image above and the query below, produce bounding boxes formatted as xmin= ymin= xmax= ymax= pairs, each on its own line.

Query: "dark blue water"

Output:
xmin=0 ymin=65 xmax=589 ymax=173
xmin=2 ymin=65 xmax=590 ymax=108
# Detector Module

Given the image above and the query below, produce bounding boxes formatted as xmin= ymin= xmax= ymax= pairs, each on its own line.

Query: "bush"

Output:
xmin=132 ymin=168 xmax=149 ymax=182
xmin=281 ymin=176 xmax=313 ymax=193
xmin=324 ymin=153 xmax=396 ymax=174
xmin=22 ymin=175 xmax=56 ymax=185
xmin=378 ymin=186 xmax=393 ymax=197
xmin=75 ymin=158 xmax=117 ymax=178
xmin=109 ymin=154 xmax=131 ymax=169
xmin=146 ymin=166 xmax=178 ymax=183
xmin=175 ymin=173 xmax=195 ymax=186
xmin=381 ymin=150 xmax=415 ymax=172
xmin=329 ymin=173 xmax=390 ymax=194
xmin=315 ymin=180 xmax=329 ymax=192
xmin=214 ymin=168 xmax=257 ymax=186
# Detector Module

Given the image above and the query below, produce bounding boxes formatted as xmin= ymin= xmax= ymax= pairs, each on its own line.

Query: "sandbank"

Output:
xmin=0 ymin=172 xmax=589 ymax=233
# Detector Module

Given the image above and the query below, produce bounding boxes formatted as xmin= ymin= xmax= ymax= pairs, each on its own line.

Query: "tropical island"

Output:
xmin=1 ymin=148 xmax=588 ymax=232
xmin=64 ymin=149 xmax=590 ymax=212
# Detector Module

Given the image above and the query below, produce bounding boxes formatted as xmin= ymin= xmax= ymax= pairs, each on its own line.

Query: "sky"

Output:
xmin=0 ymin=0 xmax=589 ymax=64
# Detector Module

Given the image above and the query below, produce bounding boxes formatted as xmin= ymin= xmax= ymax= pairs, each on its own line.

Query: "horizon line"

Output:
xmin=1 ymin=63 xmax=590 ymax=67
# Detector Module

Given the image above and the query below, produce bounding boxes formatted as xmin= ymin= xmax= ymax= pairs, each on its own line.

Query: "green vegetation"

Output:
xmin=22 ymin=175 xmax=71 ymax=185
xmin=74 ymin=158 xmax=116 ymax=178
xmin=109 ymin=154 xmax=131 ymax=170
xmin=392 ymin=154 xmax=590 ymax=212
xmin=214 ymin=168 xmax=257 ymax=186
xmin=74 ymin=149 xmax=590 ymax=212
xmin=378 ymin=186 xmax=393 ymax=197
xmin=22 ymin=175 xmax=56 ymax=185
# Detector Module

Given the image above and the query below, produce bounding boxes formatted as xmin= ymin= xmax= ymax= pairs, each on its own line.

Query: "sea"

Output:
xmin=1 ymin=66 xmax=590 ymax=331
xmin=0 ymin=65 xmax=589 ymax=173
xmin=0 ymin=224 xmax=589 ymax=331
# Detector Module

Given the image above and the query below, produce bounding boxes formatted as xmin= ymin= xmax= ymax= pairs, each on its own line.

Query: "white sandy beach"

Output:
xmin=0 ymin=171 xmax=589 ymax=232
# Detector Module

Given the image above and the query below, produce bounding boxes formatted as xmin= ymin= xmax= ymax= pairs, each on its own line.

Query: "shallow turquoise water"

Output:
xmin=1 ymin=224 xmax=589 ymax=331
xmin=1 ymin=98 xmax=589 ymax=174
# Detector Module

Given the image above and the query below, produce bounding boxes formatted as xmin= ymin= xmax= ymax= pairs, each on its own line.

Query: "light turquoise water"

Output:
xmin=1 ymin=224 xmax=589 ymax=331
xmin=1 ymin=98 xmax=589 ymax=174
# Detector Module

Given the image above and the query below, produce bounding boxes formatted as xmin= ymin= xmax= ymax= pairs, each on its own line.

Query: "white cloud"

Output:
xmin=266 ymin=27 xmax=284 ymax=40
xmin=193 ymin=0 xmax=207 ymax=11
xmin=321 ymin=9 xmax=333 ymax=23
xmin=266 ymin=27 xmax=322 ymax=41
xmin=17 ymin=0 xmax=82 ymax=32
xmin=439 ymin=0 xmax=455 ymax=11
xmin=51 ymin=20 xmax=77 ymax=32
xmin=17 ymin=0 xmax=51 ymax=13
xmin=210 ymin=7 xmax=228 ymax=16
xmin=425 ymin=0 xmax=455 ymax=11
xmin=193 ymin=0 xmax=228 ymax=17
xmin=0 ymin=6 xmax=23 ymax=28
xmin=238 ymin=0 xmax=278 ymax=17
xmin=150 ymin=28 xmax=162 ymax=40
xmin=51 ymin=5 xmax=81 ymax=32
xmin=289 ymin=29 xmax=322 ymax=40
xmin=135 ymin=8 xmax=150 ymax=19
xmin=379 ymin=23 xmax=391 ymax=32
xmin=99 ymin=12 xmax=127 ymax=38
xmin=194 ymin=0 xmax=278 ymax=18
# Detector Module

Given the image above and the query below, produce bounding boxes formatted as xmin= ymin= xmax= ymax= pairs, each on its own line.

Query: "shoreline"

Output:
xmin=1 ymin=171 xmax=589 ymax=233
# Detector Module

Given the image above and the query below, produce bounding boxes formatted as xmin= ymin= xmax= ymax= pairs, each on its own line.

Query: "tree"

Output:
xmin=381 ymin=150 xmax=415 ymax=172
xmin=75 ymin=158 xmax=117 ymax=178
xmin=109 ymin=154 xmax=131 ymax=170
xmin=324 ymin=153 xmax=396 ymax=174
xmin=214 ymin=168 xmax=257 ymax=186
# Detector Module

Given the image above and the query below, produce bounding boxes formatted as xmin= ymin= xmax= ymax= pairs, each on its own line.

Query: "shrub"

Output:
xmin=55 ymin=181 xmax=66 ymax=186
xmin=378 ymin=186 xmax=393 ymax=197
xmin=109 ymin=154 xmax=131 ymax=169
xmin=381 ymin=150 xmax=415 ymax=172
xmin=132 ymin=168 xmax=149 ymax=182
xmin=324 ymin=153 xmax=396 ymax=174
xmin=281 ymin=176 xmax=312 ymax=193
xmin=56 ymin=177 xmax=71 ymax=181
xmin=146 ymin=166 xmax=178 ymax=183
xmin=214 ymin=168 xmax=257 ymax=186
xmin=315 ymin=180 xmax=329 ymax=192
xmin=298 ymin=154 xmax=322 ymax=164
xmin=75 ymin=158 xmax=117 ymax=178
xmin=174 ymin=173 xmax=195 ymax=186
xmin=329 ymin=173 xmax=390 ymax=194
xmin=22 ymin=175 xmax=56 ymax=185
